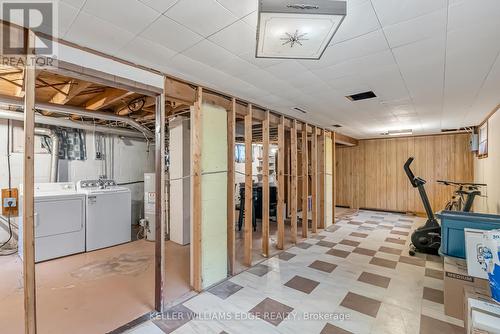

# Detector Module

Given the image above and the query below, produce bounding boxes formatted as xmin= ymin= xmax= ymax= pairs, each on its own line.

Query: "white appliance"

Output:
xmin=19 ymin=182 xmax=86 ymax=262
xmin=77 ymin=179 xmax=131 ymax=251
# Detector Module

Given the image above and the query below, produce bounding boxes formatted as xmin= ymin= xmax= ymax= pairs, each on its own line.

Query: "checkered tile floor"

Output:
xmin=123 ymin=210 xmax=464 ymax=334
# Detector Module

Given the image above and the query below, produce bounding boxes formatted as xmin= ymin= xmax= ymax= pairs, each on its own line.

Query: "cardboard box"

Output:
xmin=444 ymin=256 xmax=490 ymax=320
xmin=465 ymin=228 xmax=490 ymax=280
xmin=464 ymin=286 xmax=500 ymax=334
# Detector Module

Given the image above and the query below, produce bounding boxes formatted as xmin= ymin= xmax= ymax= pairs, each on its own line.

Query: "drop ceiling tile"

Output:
xmin=371 ymin=0 xmax=447 ymax=27
xmin=448 ymin=0 xmax=500 ymax=32
xmin=331 ymin=0 xmax=380 ymax=44
xmin=264 ymin=61 xmax=309 ymax=78
xmin=83 ymin=0 xmax=160 ymax=35
xmin=165 ymin=0 xmax=238 ymax=37
xmin=61 ymin=0 xmax=86 ymax=8
xmin=138 ymin=0 xmax=178 ymax=13
xmin=303 ymin=29 xmax=389 ymax=70
xmin=50 ymin=1 xmax=80 ymax=38
xmin=239 ymin=51 xmax=282 ymax=68
xmin=384 ymin=8 xmax=447 ymax=48
xmin=120 ymin=36 xmax=176 ymax=69
xmin=242 ymin=10 xmax=258 ymax=28
xmin=140 ymin=15 xmax=203 ymax=52
xmin=215 ymin=0 xmax=257 ymax=18
xmin=208 ymin=20 xmax=256 ymax=56
xmin=65 ymin=11 xmax=136 ymax=54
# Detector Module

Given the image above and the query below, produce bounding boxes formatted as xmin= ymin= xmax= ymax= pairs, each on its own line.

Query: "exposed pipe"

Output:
xmin=34 ymin=128 xmax=59 ymax=183
xmin=0 ymin=94 xmax=154 ymax=139
xmin=0 ymin=109 xmax=148 ymax=139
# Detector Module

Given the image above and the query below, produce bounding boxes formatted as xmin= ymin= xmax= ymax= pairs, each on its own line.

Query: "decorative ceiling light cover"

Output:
xmin=256 ymin=0 xmax=347 ymax=59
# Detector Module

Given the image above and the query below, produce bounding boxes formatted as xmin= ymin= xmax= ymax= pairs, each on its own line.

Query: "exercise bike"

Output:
xmin=404 ymin=157 xmax=441 ymax=256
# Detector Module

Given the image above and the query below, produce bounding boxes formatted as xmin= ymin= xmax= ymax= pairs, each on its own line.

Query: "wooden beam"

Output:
xmin=192 ymin=87 xmax=203 ymax=290
xmin=301 ymin=124 xmax=309 ymax=238
xmin=84 ymin=87 xmax=133 ymax=110
xmin=244 ymin=104 xmax=253 ymax=266
xmin=23 ymin=30 xmax=37 ymax=334
xmin=50 ymin=79 xmax=91 ymax=105
xmin=227 ymin=98 xmax=236 ymax=275
xmin=262 ymin=110 xmax=270 ymax=257
xmin=335 ymin=132 xmax=358 ymax=146
xmin=277 ymin=115 xmax=285 ymax=249
xmin=290 ymin=120 xmax=298 ymax=244
xmin=154 ymin=91 xmax=166 ymax=311
xmin=332 ymin=132 xmax=336 ymax=222
xmin=311 ymin=126 xmax=318 ymax=233
xmin=15 ymin=68 xmax=25 ymax=97
xmin=319 ymin=131 xmax=325 ymax=229
xmin=165 ymin=77 xmax=196 ymax=104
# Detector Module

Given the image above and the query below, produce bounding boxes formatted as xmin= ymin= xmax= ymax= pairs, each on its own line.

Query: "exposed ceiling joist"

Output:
xmin=50 ymin=79 xmax=92 ymax=105
xmin=84 ymin=87 xmax=133 ymax=110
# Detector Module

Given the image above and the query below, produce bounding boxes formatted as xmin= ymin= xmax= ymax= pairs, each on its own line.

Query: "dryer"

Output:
xmin=19 ymin=182 xmax=86 ymax=262
xmin=77 ymin=180 xmax=131 ymax=251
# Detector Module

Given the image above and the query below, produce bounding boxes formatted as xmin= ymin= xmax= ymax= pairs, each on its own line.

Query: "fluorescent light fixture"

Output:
xmin=256 ymin=0 xmax=347 ymax=59
xmin=383 ymin=129 xmax=413 ymax=136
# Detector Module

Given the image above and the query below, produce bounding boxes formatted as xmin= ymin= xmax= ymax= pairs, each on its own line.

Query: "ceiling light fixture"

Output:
xmin=256 ymin=0 xmax=347 ymax=59
xmin=382 ymin=129 xmax=413 ymax=136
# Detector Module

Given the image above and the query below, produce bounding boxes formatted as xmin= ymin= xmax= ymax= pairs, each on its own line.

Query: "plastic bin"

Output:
xmin=436 ymin=211 xmax=500 ymax=259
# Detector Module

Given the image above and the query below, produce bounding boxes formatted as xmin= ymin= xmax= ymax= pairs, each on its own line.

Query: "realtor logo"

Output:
xmin=1 ymin=1 xmax=57 ymax=55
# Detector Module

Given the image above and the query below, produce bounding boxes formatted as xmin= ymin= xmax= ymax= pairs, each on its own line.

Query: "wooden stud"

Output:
xmin=192 ymin=87 xmax=203 ymax=290
xmin=84 ymin=87 xmax=133 ymax=110
xmin=154 ymin=91 xmax=166 ymax=311
xmin=290 ymin=120 xmax=298 ymax=243
xmin=277 ymin=115 xmax=285 ymax=249
xmin=244 ymin=104 xmax=253 ymax=266
xmin=23 ymin=29 xmax=37 ymax=334
xmin=262 ymin=111 xmax=270 ymax=257
xmin=319 ymin=131 xmax=325 ymax=229
xmin=227 ymin=98 xmax=236 ymax=275
xmin=332 ymin=132 xmax=336 ymax=222
xmin=311 ymin=127 xmax=318 ymax=233
xmin=301 ymin=124 xmax=309 ymax=238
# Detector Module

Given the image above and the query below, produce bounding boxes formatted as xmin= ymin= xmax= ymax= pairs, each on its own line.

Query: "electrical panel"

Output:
xmin=1 ymin=188 xmax=18 ymax=217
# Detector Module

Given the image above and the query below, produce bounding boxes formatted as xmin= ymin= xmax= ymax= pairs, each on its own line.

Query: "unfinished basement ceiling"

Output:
xmin=46 ymin=0 xmax=500 ymax=137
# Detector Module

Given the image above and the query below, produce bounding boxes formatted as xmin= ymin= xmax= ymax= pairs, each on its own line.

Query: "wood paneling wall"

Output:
xmin=336 ymin=133 xmax=474 ymax=214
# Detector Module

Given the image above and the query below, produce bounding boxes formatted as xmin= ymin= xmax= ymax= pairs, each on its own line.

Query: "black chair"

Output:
xmin=238 ymin=185 xmax=257 ymax=231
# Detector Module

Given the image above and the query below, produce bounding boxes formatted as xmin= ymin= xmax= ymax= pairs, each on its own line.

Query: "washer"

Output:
xmin=19 ymin=182 xmax=86 ymax=263
xmin=77 ymin=180 xmax=131 ymax=251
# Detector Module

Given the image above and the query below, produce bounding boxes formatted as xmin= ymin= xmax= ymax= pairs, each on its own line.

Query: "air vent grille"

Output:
xmin=346 ymin=91 xmax=377 ymax=101
xmin=293 ymin=107 xmax=307 ymax=114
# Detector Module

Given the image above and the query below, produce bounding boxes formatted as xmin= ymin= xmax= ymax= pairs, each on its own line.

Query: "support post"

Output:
xmin=191 ymin=87 xmax=203 ymax=290
xmin=290 ymin=120 xmax=298 ymax=243
xmin=277 ymin=115 xmax=285 ymax=249
xmin=262 ymin=111 xmax=270 ymax=257
xmin=301 ymin=124 xmax=308 ymax=238
xmin=319 ymin=131 xmax=326 ymax=229
xmin=311 ymin=126 xmax=318 ymax=233
xmin=244 ymin=104 xmax=253 ymax=266
xmin=332 ymin=132 xmax=336 ymax=222
xmin=227 ymin=98 xmax=236 ymax=274
xmin=154 ymin=89 xmax=166 ymax=311
xmin=23 ymin=29 xmax=37 ymax=334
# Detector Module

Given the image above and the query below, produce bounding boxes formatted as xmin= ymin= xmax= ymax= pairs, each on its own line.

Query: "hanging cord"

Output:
xmin=1 ymin=119 xmax=15 ymax=254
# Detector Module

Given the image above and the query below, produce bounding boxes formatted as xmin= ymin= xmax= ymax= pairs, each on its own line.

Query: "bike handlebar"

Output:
xmin=404 ymin=157 xmax=418 ymax=188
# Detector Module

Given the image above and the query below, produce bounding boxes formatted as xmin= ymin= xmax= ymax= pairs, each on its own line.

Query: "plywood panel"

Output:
xmin=335 ymin=133 xmax=473 ymax=214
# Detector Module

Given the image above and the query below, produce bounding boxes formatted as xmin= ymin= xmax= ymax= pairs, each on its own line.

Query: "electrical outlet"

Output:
xmin=3 ymin=197 xmax=16 ymax=208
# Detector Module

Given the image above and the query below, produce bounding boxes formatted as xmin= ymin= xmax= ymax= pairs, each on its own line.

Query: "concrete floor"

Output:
xmin=0 ymin=239 xmax=191 ymax=334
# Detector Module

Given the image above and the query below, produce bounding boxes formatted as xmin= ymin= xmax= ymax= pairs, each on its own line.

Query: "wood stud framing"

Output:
xmin=262 ymin=111 xmax=270 ymax=257
xmin=319 ymin=130 xmax=325 ymax=229
xmin=23 ymin=30 xmax=37 ymax=334
xmin=192 ymin=87 xmax=203 ymax=291
xmin=277 ymin=115 xmax=285 ymax=250
xmin=332 ymin=132 xmax=336 ymax=222
xmin=311 ymin=126 xmax=318 ymax=233
xmin=301 ymin=124 xmax=309 ymax=238
xmin=244 ymin=104 xmax=253 ymax=266
xmin=290 ymin=120 xmax=298 ymax=243
xmin=227 ymin=98 xmax=236 ymax=274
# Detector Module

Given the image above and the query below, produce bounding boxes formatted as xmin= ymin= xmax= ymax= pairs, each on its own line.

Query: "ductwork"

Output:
xmin=34 ymin=128 xmax=59 ymax=183
xmin=0 ymin=94 xmax=154 ymax=139
xmin=0 ymin=109 xmax=148 ymax=139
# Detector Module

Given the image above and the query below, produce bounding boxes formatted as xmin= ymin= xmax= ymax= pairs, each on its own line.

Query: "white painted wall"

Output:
xmin=474 ymin=111 xmax=500 ymax=214
xmin=0 ymin=119 xmax=155 ymax=238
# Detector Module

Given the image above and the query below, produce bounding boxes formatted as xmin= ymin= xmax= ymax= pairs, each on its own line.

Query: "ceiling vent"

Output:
xmin=332 ymin=124 xmax=342 ymax=128
xmin=255 ymin=0 xmax=347 ymax=59
xmin=293 ymin=107 xmax=307 ymax=114
xmin=346 ymin=91 xmax=377 ymax=101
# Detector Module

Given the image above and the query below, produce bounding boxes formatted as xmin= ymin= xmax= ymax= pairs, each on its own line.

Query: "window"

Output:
xmin=478 ymin=121 xmax=488 ymax=158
